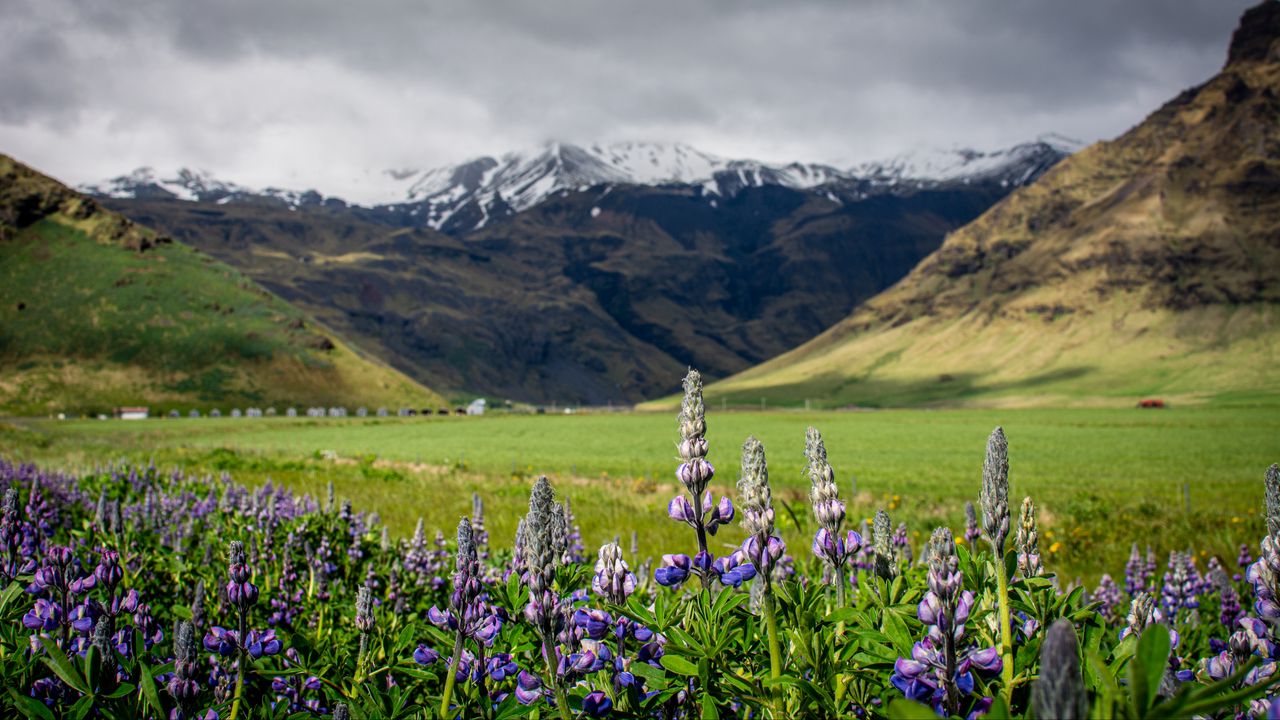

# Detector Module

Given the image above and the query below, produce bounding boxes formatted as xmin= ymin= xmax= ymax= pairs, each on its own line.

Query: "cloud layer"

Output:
xmin=0 ymin=0 xmax=1255 ymax=202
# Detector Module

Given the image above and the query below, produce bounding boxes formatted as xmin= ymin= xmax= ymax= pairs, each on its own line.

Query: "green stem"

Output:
xmin=834 ymin=565 xmax=847 ymax=637
xmin=439 ymin=632 xmax=466 ymax=719
xmin=762 ymin=586 xmax=784 ymax=715
xmin=994 ymin=551 xmax=1015 ymax=703
xmin=229 ymin=609 xmax=248 ymax=720
xmin=541 ymin=638 xmax=573 ymax=720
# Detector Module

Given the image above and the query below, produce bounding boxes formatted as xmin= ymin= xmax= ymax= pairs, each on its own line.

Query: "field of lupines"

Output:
xmin=2 ymin=370 xmax=1280 ymax=718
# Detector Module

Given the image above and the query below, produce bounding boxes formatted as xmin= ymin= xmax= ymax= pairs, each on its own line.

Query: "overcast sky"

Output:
xmin=0 ymin=0 xmax=1256 ymax=203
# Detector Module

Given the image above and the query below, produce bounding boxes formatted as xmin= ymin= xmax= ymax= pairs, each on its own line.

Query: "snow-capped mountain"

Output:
xmin=83 ymin=137 xmax=1079 ymax=232
xmin=849 ymin=134 xmax=1084 ymax=189
xmin=79 ymin=167 xmax=331 ymax=209
xmin=393 ymin=142 xmax=847 ymax=230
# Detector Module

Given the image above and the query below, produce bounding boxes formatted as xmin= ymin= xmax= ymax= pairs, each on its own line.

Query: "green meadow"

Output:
xmin=2 ymin=402 xmax=1277 ymax=583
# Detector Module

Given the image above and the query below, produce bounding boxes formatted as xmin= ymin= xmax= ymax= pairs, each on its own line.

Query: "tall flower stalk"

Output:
xmin=739 ymin=436 xmax=785 ymax=686
xmin=1016 ymin=496 xmax=1043 ymax=579
xmin=435 ymin=518 xmax=499 ymax=719
xmin=979 ymin=427 xmax=1014 ymax=701
xmin=517 ymin=477 xmax=573 ymax=720
xmin=805 ymin=427 xmax=861 ymax=611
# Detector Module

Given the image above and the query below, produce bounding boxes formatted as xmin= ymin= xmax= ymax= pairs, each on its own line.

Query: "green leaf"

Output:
xmin=7 ymin=688 xmax=56 ymax=720
xmin=36 ymin=635 xmax=91 ymax=696
xmin=138 ymin=660 xmax=166 ymax=717
xmin=661 ymin=655 xmax=700 ymax=677
xmin=700 ymin=692 xmax=721 ymax=720
xmin=1128 ymin=625 xmax=1170 ymax=715
xmin=105 ymin=683 xmax=137 ymax=699
xmin=887 ymin=698 xmax=942 ymax=719
xmin=629 ymin=661 xmax=667 ymax=687
xmin=880 ymin=609 xmax=914 ymax=656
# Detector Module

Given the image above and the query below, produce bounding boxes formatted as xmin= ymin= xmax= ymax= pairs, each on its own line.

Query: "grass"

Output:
xmin=3 ymin=403 xmax=1276 ymax=583
xmin=0 ymin=217 xmax=442 ymax=414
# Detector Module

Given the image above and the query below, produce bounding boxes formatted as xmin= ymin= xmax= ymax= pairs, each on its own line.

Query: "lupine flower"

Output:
xmin=413 ymin=644 xmax=440 ymax=665
xmin=167 ymin=620 xmax=201 ymax=712
xmin=1161 ymin=551 xmax=1200 ymax=616
xmin=891 ymin=528 xmax=1001 ymax=717
xmin=1121 ymin=592 xmax=1180 ymax=648
xmin=1208 ymin=568 xmax=1243 ymax=629
xmin=676 ymin=370 xmax=713 ymax=498
xmin=1033 ymin=619 xmax=1087 ymax=720
xmin=583 ymin=690 xmax=613 ymax=716
xmin=355 ymin=585 xmax=375 ymax=633
xmin=872 ymin=510 xmax=898 ymax=581
xmin=892 ymin=522 xmax=913 ymax=567
xmin=226 ymin=541 xmax=258 ymax=611
xmin=562 ymin=498 xmax=586 ymax=565
xmin=515 ymin=670 xmax=545 ymax=705
xmin=1092 ymin=574 xmax=1123 ymax=625
xmin=964 ymin=501 xmax=982 ymax=546
xmin=592 ymin=542 xmax=637 ymax=605
xmin=430 ymin=518 xmax=500 ymax=645
xmin=980 ymin=427 xmax=1010 ymax=556
xmin=1125 ymin=543 xmax=1150 ymax=597
xmin=1016 ymin=496 xmax=1043 ymax=578
xmin=805 ymin=427 xmax=845 ymax=534
xmin=738 ymin=436 xmax=785 ymax=581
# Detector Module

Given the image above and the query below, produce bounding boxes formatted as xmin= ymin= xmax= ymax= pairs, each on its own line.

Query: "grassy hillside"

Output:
xmin=660 ymin=3 xmax=1280 ymax=410
xmin=0 ymin=155 xmax=444 ymax=415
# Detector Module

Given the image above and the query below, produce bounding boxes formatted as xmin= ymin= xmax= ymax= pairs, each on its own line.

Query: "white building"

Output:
xmin=466 ymin=398 xmax=486 ymax=416
xmin=114 ymin=407 xmax=149 ymax=420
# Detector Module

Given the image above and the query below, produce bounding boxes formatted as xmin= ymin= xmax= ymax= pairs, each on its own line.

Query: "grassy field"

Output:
xmin=2 ymin=403 xmax=1277 ymax=583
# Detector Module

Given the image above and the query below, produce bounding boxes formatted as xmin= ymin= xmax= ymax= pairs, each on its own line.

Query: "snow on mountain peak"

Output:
xmin=81 ymin=136 xmax=1078 ymax=232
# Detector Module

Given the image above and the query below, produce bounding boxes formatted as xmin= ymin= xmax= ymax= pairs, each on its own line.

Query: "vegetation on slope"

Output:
xmin=0 ymin=155 xmax=443 ymax=415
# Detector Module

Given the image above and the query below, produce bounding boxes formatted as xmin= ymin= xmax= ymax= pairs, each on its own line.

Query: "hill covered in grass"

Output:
xmin=680 ymin=1 xmax=1280 ymax=409
xmin=0 ymin=155 xmax=444 ymax=415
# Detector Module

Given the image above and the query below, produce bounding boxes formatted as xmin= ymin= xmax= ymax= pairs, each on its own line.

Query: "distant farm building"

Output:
xmin=467 ymin=399 xmax=486 ymax=416
xmin=114 ymin=407 xmax=149 ymax=420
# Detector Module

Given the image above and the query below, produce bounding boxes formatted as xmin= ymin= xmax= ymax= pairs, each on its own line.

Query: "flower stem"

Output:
xmin=229 ymin=609 xmax=248 ymax=720
xmin=762 ymin=587 xmax=783 ymax=713
xmin=994 ymin=552 xmax=1015 ymax=703
xmin=540 ymin=637 xmax=573 ymax=720
xmin=439 ymin=631 xmax=466 ymax=719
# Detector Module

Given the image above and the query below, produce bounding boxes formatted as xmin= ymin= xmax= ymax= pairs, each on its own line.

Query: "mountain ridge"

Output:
xmin=82 ymin=137 xmax=1077 ymax=233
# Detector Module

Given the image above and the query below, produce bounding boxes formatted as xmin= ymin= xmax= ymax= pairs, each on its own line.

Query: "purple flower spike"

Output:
xmin=583 ymin=690 xmax=613 ymax=717
xmin=573 ymin=608 xmax=613 ymax=640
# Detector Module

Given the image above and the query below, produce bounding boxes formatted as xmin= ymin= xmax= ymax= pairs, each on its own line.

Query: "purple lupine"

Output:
xmin=167 ymin=620 xmax=201 ymax=717
xmin=1015 ymin=497 xmax=1043 ymax=578
xmin=963 ymin=502 xmax=982 ymax=547
xmin=592 ymin=542 xmax=637 ymax=605
xmin=660 ymin=369 xmax=737 ymax=591
xmin=429 ymin=518 xmax=501 ymax=647
xmin=890 ymin=528 xmax=1001 ymax=717
xmin=1161 ymin=551 xmax=1200 ymax=616
xmin=517 ymin=477 xmax=571 ymax=715
xmin=1120 ymin=592 xmax=1180 ymax=649
xmin=1209 ymin=568 xmax=1243 ymax=630
xmin=1239 ymin=544 xmax=1254 ymax=582
xmin=562 ymin=498 xmax=585 ymax=565
xmin=1092 ymin=574 xmax=1123 ymax=625
xmin=806 ymin=427 xmax=863 ymax=601
xmin=892 ymin=522 xmax=913 ymax=567
xmin=1124 ymin=543 xmax=1149 ymax=597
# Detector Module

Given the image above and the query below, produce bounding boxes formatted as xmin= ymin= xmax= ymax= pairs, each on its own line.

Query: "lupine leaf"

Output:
xmin=36 ymin=635 xmax=90 ymax=696
xmin=661 ymin=654 xmax=700 ymax=676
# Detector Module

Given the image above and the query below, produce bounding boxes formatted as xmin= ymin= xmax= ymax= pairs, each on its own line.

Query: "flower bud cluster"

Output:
xmin=980 ymin=428 xmax=1010 ymax=556
xmin=1016 ymin=496 xmax=1043 ymax=578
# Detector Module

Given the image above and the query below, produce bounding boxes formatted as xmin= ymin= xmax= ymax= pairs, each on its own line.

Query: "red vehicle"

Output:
xmin=1137 ymin=399 xmax=1166 ymax=409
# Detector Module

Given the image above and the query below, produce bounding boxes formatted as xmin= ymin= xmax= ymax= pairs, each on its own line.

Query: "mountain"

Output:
xmin=685 ymin=1 xmax=1280 ymax=409
xmin=90 ymin=136 xmax=1070 ymax=404
xmin=85 ymin=138 xmax=1074 ymax=234
xmin=0 ymin=154 xmax=444 ymax=415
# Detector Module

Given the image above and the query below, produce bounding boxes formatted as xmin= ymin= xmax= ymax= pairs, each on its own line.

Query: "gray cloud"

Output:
xmin=0 ymin=0 xmax=1256 ymax=202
